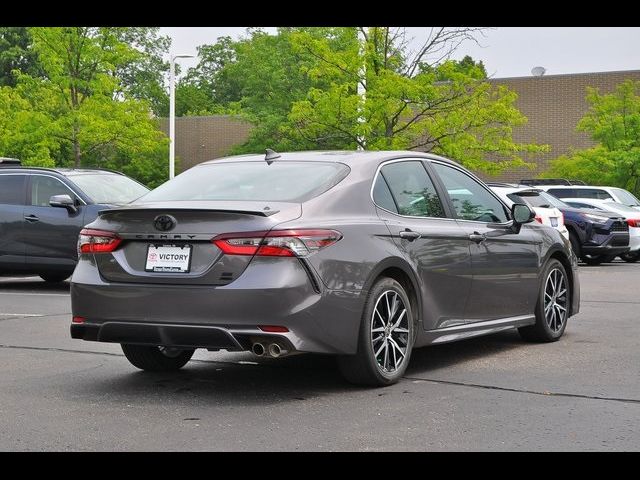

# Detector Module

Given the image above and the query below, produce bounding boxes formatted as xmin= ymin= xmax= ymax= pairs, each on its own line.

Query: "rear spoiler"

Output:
xmin=98 ymin=201 xmax=288 ymax=217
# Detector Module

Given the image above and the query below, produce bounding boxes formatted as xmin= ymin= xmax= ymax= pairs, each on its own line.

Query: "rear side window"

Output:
xmin=372 ymin=175 xmax=398 ymax=213
xmin=378 ymin=161 xmax=445 ymax=217
xmin=141 ymin=161 xmax=350 ymax=203
xmin=0 ymin=175 xmax=26 ymax=205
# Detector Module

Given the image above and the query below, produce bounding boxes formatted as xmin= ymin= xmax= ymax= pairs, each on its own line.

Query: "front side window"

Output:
xmin=432 ymin=163 xmax=508 ymax=223
xmin=0 ymin=175 xmax=26 ymax=205
xmin=378 ymin=161 xmax=445 ymax=218
xmin=31 ymin=176 xmax=76 ymax=207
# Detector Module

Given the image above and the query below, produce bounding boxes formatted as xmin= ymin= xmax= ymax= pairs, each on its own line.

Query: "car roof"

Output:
xmin=0 ymin=166 xmax=124 ymax=176
xmin=490 ymin=186 xmax=542 ymax=195
xmin=199 ymin=150 xmax=461 ymax=168
xmin=545 ymin=185 xmax=612 ymax=190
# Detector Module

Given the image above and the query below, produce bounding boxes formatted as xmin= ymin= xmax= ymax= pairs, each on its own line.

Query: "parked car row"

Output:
xmin=487 ymin=179 xmax=640 ymax=265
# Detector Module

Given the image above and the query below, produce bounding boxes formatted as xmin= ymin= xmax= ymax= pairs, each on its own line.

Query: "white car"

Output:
xmin=490 ymin=186 xmax=570 ymax=241
xmin=536 ymin=185 xmax=640 ymax=211
xmin=562 ymin=198 xmax=640 ymax=263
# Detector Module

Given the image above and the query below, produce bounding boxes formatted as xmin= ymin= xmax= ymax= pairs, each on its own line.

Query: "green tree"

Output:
xmin=543 ymin=80 xmax=640 ymax=194
xmin=0 ymin=27 xmax=44 ymax=87
xmin=0 ymin=27 xmax=169 ymax=187
xmin=287 ymin=27 xmax=545 ymax=173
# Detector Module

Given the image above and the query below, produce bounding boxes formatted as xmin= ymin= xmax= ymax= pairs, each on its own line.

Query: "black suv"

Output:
xmin=0 ymin=160 xmax=149 ymax=282
xmin=535 ymin=191 xmax=629 ymax=265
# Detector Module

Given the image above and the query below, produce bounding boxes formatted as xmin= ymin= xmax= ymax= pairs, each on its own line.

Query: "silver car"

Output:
xmin=70 ymin=151 xmax=580 ymax=386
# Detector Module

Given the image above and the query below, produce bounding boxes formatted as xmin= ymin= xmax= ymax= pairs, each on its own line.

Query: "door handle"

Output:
xmin=468 ymin=232 xmax=486 ymax=244
xmin=399 ymin=229 xmax=421 ymax=241
xmin=24 ymin=214 xmax=40 ymax=223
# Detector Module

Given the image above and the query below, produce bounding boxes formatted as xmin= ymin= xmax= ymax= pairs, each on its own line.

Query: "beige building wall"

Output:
xmin=487 ymin=70 xmax=640 ymax=183
xmin=158 ymin=116 xmax=252 ymax=173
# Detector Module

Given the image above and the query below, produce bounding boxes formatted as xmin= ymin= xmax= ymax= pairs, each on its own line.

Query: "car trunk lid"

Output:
xmin=87 ymin=201 xmax=302 ymax=285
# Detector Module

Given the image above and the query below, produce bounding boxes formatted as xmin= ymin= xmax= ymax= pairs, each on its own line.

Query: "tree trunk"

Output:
xmin=73 ymin=122 xmax=81 ymax=168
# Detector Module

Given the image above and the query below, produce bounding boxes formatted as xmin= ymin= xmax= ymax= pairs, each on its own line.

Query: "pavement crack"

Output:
xmin=403 ymin=376 xmax=640 ymax=405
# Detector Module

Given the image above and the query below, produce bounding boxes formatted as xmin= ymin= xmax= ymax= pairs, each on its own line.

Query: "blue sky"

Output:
xmin=161 ymin=27 xmax=640 ymax=79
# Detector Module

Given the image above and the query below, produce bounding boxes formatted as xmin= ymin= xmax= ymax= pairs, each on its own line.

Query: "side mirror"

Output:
xmin=50 ymin=194 xmax=78 ymax=214
xmin=512 ymin=203 xmax=535 ymax=225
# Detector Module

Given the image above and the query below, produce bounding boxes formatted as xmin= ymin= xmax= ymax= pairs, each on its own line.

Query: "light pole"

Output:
xmin=169 ymin=53 xmax=195 ymax=179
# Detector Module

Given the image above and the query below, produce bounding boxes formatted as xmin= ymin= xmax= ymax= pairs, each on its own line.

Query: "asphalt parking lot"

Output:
xmin=0 ymin=262 xmax=639 ymax=451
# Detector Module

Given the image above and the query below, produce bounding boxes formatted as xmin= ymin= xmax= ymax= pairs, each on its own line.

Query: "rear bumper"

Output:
xmin=70 ymin=256 xmax=364 ymax=355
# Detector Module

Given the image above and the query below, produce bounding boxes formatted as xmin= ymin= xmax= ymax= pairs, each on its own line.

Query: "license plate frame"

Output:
xmin=145 ymin=244 xmax=193 ymax=273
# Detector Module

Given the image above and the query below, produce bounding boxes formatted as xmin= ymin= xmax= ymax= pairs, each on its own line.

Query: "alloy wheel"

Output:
xmin=543 ymin=268 xmax=568 ymax=333
xmin=370 ymin=290 xmax=410 ymax=373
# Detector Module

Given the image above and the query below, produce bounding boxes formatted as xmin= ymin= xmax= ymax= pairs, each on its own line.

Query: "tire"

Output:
xmin=599 ymin=255 xmax=617 ymax=263
xmin=121 ymin=344 xmax=194 ymax=372
xmin=337 ymin=277 xmax=415 ymax=387
xmin=39 ymin=272 xmax=72 ymax=283
xmin=620 ymin=251 xmax=640 ymax=263
xmin=519 ymin=258 xmax=570 ymax=343
xmin=581 ymin=255 xmax=605 ymax=266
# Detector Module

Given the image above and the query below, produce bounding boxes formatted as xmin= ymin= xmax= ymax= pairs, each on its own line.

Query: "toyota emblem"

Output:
xmin=153 ymin=214 xmax=176 ymax=232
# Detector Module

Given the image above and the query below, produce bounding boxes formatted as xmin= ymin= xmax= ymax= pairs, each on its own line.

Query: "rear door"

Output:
xmin=24 ymin=174 xmax=87 ymax=268
xmin=430 ymin=162 xmax=541 ymax=322
xmin=373 ymin=160 xmax=473 ymax=330
xmin=0 ymin=173 xmax=27 ymax=269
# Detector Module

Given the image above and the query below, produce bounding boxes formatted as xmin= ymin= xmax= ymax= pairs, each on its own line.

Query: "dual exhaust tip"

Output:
xmin=252 ymin=342 xmax=286 ymax=358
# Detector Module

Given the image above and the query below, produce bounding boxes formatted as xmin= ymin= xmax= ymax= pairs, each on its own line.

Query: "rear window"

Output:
xmin=141 ymin=162 xmax=350 ymax=203
xmin=507 ymin=192 xmax=551 ymax=208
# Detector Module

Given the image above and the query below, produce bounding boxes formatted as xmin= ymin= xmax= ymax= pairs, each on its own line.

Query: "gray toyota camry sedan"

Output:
xmin=70 ymin=151 xmax=580 ymax=386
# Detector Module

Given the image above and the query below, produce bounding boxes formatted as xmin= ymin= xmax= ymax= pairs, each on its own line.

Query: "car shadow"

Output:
xmin=73 ymin=330 xmax=530 ymax=405
xmin=0 ymin=276 xmax=70 ymax=292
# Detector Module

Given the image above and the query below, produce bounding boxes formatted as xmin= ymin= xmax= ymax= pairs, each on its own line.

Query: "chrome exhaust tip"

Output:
xmin=268 ymin=343 xmax=283 ymax=358
xmin=252 ymin=342 xmax=265 ymax=356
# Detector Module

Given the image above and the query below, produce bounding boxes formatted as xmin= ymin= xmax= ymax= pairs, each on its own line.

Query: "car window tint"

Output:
xmin=568 ymin=202 xmax=597 ymax=209
xmin=577 ymin=189 xmax=613 ymax=200
xmin=0 ymin=175 xmax=26 ymax=205
xmin=511 ymin=192 xmax=550 ymax=208
xmin=31 ymin=176 xmax=76 ymax=207
xmin=372 ymin=174 xmax=398 ymax=213
xmin=547 ymin=188 xmax=574 ymax=198
xmin=432 ymin=163 xmax=508 ymax=223
xmin=380 ymin=161 xmax=444 ymax=217
xmin=141 ymin=161 xmax=350 ymax=203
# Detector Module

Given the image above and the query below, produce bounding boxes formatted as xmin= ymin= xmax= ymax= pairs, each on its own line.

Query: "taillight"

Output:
xmin=212 ymin=229 xmax=342 ymax=257
xmin=78 ymin=229 xmax=122 ymax=254
xmin=559 ymin=212 xmax=565 ymax=226
xmin=534 ymin=216 xmax=543 ymax=224
xmin=627 ymin=219 xmax=640 ymax=228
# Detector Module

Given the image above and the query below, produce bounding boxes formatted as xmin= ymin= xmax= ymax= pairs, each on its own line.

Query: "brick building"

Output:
xmin=161 ymin=70 xmax=640 ymax=180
